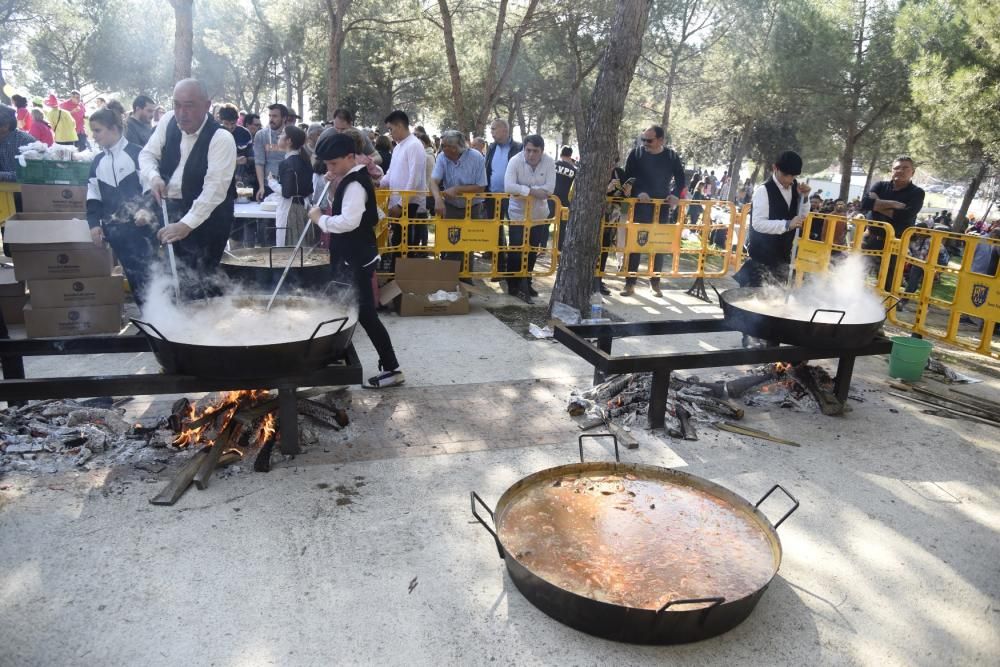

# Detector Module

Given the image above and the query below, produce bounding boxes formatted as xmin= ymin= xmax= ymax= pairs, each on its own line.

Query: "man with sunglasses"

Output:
xmin=621 ymin=126 xmax=685 ymax=297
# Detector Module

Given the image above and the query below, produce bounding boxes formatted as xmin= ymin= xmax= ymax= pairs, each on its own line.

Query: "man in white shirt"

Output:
xmin=380 ymin=109 xmax=428 ymax=262
xmin=139 ymin=78 xmax=237 ymax=298
xmin=741 ymin=150 xmax=812 ymax=289
xmin=503 ymin=134 xmax=556 ymax=303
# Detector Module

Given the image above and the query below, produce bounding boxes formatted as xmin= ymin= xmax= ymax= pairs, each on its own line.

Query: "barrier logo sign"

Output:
xmin=448 ymin=226 xmax=461 ymax=244
xmin=971 ymin=283 xmax=989 ymax=308
xmin=637 ymin=230 xmax=649 ymax=247
xmin=57 ymin=254 xmax=69 ymax=265
xmin=72 ymin=281 xmax=84 ymax=292
xmin=68 ymin=311 xmax=80 ymax=322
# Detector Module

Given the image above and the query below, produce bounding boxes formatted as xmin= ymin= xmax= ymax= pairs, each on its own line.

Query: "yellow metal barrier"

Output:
xmin=887 ymin=227 xmax=998 ymax=359
xmin=793 ymin=214 xmax=897 ymax=291
xmin=595 ymin=197 xmax=739 ymax=279
xmin=729 ymin=203 xmax=751 ymax=272
xmin=372 ymin=190 xmax=561 ymax=280
xmin=0 ymin=183 xmax=20 ymax=224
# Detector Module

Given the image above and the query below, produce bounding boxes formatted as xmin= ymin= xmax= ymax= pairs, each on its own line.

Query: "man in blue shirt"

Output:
xmin=431 ymin=130 xmax=487 ymax=271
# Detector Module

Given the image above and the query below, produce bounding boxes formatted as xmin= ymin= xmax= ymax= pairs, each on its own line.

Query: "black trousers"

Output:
xmin=625 ymin=202 xmax=671 ymax=286
xmin=334 ymin=258 xmax=398 ymax=371
xmin=504 ymin=219 xmax=549 ymax=292
xmin=386 ymin=203 xmax=429 ymax=269
xmin=165 ymin=199 xmax=232 ymax=300
xmin=862 ymin=228 xmax=896 ymax=292
xmin=102 ymin=223 xmax=158 ymax=307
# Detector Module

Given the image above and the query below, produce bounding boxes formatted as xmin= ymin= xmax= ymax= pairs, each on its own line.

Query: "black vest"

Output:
xmin=329 ymin=167 xmax=379 ymax=266
xmin=748 ymin=178 xmax=799 ymax=267
xmin=159 ymin=115 xmax=236 ymax=227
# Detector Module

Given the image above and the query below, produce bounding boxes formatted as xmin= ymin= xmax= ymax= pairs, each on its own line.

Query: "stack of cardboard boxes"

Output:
xmin=4 ymin=214 xmax=123 ymax=337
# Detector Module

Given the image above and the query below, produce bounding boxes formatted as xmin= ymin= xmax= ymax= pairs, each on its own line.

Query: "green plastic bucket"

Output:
xmin=888 ymin=336 xmax=933 ymax=381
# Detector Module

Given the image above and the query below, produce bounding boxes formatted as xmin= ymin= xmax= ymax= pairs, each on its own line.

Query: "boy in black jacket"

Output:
xmin=308 ymin=133 xmax=404 ymax=388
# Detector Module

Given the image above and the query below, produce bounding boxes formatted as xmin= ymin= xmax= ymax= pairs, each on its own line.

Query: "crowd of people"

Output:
xmin=1 ymin=85 xmax=997 ymax=319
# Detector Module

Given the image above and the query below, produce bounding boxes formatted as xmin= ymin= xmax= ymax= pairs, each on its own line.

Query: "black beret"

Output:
xmin=315 ymin=133 xmax=355 ymax=161
xmin=775 ymin=151 xmax=803 ymax=176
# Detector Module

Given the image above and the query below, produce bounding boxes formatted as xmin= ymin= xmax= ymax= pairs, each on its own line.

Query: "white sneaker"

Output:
xmin=367 ymin=369 xmax=405 ymax=388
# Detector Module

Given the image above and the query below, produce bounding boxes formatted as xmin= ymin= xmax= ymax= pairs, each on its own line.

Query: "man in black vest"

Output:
xmin=140 ymin=79 xmax=237 ymax=300
xmin=740 ymin=150 xmax=811 ymax=288
xmin=308 ymin=133 xmax=404 ymax=388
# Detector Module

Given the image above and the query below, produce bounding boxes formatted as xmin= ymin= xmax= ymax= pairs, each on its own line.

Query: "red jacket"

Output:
xmin=29 ymin=120 xmax=54 ymax=146
xmin=59 ymin=99 xmax=86 ymax=134
xmin=16 ymin=107 xmax=32 ymax=132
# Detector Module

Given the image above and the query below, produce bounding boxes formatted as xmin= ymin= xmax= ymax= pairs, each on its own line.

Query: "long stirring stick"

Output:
xmin=266 ymin=180 xmax=331 ymax=311
xmin=160 ymin=199 xmax=181 ymax=298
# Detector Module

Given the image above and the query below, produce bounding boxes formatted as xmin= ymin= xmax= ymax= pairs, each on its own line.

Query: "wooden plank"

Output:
xmin=149 ymin=449 xmax=209 ymax=506
xmin=887 ymin=391 xmax=1000 ymax=427
xmin=606 ymin=421 xmax=639 ymax=450
xmin=192 ymin=422 xmax=241 ymax=490
xmin=716 ymin=422 xmax=801 ymax=447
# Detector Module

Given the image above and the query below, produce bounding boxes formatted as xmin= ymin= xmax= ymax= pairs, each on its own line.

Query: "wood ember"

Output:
xmin=0 ymin=399 xmax=157 ymax=475
xmin=568 ymin=362 xmax=840 ymax=440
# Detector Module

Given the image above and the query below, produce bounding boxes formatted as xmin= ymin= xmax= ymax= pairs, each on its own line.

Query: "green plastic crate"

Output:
xmin=15 ymin=159 xmax=91 ymax=185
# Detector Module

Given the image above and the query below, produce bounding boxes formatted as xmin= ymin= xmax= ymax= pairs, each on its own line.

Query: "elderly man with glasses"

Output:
xmin=431 ymin=130 xmax=487 ymax=272
xmin=620 ymin=125 xmax=686 ymax=297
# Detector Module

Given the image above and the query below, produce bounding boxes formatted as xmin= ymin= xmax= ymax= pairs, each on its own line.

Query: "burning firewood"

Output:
xmin=149 ymin=449 xmax=210 ymax=506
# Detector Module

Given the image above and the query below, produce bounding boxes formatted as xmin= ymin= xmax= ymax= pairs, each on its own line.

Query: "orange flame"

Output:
xmin=171 ymin=389 xmax=271 ymax=448
xmin=259 ymin=414 xmax=277 ymax=443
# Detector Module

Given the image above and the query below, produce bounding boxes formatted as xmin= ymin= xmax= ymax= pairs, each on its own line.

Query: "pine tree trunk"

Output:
xmin=171 ymin=0 xmax=193 ymax=81
xmin=726 ymin=127 xmax=751 ymax=203
xmin=324 ymin=0 xmax=353 ymax=116
xmin=862 ymin=138 xmax=881 ymax=195
xmin=953 ymin=160 xmax=989 ymax=232
xmin=550 ymin=0 xmax=654 ymax=317
xmin=838 ymin=134 xmax=857 ymax=202
xmin=660 ymin=57 xmax=679 ymax=130
xmin=437 ymin=0 xmax=468 ymax=134
xmin=473 ymin=0 xmax=540 ymax=133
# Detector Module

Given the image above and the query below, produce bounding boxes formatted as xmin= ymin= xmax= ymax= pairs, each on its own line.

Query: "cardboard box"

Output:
xmin=28 ymin=276 xmax=124 ymax=308
xmin=0 ymin=295 xmax=28 ymax=324
xmin=23 ymin=303 xmax=122 ymax=338
xmin=18 ymin=184 xmax=87 ymax=213
xmin=0 ymin=266 xmax=26 ymax=324
xmin=379 ymin=258 xmax=470 ymax=317
xmin=3 ymin=214 xmax=93 ymax=252
xmin=0 ymin=266 xmax=24 ymax=297
xmin=11 ymin=247 xmax=113 ymax=281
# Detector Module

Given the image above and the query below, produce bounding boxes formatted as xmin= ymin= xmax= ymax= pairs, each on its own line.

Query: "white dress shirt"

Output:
xmin=504 ymin=152 xmax=556 ymax=221
xmin=138 ymin=111 xmax=237 ymax=230
xmin=380 ymin=132 xmax=427 ymax=211
xmin=315 ymin=165 xmax=379 ymax=267
xmin=750 ymin=174 xmax=810 ymax=234
xmin=315 ymin=165 xmax=368 ymax=235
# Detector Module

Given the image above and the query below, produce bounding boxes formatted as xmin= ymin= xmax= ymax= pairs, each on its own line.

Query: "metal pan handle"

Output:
xmin=809 ymin=308 xmax=846 ymax=324
xmin=881 ymin=294 xmax=901 ymax=315
xmin=308 ymin=317 xmax=348 ymax=341
xmin=130 ymin=318 xmax=169 ymax=342
xmin=656 ymin=597 xmax=725 ymax=616
xmin=269 ymin=245 xmax=305 ymax=269
xmin=470 ymin=491 xmax=504 ymax=558
xmin=754 ymin=483 xmax=800 ymax=529
xmin=578 ymin=433 xmax=620 ymax=463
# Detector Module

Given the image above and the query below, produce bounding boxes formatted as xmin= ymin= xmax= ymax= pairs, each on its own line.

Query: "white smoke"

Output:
xmin=137 ymin=255 xmax=358 ymax=346
xmin=739 ymin=253 xmax=888 ymax=324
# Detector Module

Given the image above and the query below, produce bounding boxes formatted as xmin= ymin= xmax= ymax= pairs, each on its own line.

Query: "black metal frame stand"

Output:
xmin=553 ymin=319 xmax=893 ymax=429
xmin=0 ymin=334 xmax=363 ymax=455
